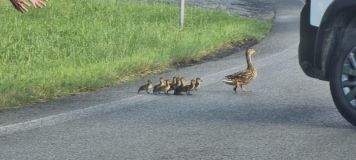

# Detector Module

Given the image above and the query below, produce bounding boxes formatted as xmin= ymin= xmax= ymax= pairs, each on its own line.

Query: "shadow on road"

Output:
xmin=110 ymin=99 xmax=355 ymax=130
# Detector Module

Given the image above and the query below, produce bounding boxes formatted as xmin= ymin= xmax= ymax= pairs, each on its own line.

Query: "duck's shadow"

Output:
xmin=178 ymin=103 xmax=354 ymax=129
xmin=131 ymin=90 xmax=354 ymax=129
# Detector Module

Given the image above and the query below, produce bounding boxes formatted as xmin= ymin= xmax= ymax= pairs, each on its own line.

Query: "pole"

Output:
xmin=180 ymin=0 xmax=185 ymax=30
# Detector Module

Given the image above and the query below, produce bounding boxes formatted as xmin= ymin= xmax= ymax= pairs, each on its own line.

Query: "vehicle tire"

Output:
xmin=329 ymin=18 xmax=356 ymax=126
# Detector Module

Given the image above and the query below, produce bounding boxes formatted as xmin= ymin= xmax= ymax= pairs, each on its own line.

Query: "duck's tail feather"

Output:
xmin=222 ymin=79 xmax=235 ymax=85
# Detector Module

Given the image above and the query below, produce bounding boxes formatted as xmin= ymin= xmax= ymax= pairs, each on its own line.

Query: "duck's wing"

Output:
xmin=224 ymin=69 xmax=256 ymax=84
xmin=225 ymin=70 xmax=247 ymax=80
xmin=223 ymin=71 xmax=245 ymax=85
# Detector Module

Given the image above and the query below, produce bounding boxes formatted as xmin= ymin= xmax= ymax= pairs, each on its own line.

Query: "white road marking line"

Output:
xmin=0 ymin=95 xmax=154 ymax=136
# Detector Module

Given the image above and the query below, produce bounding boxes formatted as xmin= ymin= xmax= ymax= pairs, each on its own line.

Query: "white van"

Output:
xmin=299 ymin=0 xmax=356 ymax=126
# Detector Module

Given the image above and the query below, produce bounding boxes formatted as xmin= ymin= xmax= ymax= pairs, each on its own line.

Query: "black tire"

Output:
xmin=329 ymin=18 xmax=356 ymax=126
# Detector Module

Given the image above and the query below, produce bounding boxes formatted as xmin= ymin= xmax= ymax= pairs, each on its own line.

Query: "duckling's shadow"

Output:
xmin=159 ymin=93 xmax=197 ymax=97
xmin=197 ymin=88 xmax=257 ymax=96
xmin=134 ymin=92 xmax=197 ymax=97
xmin=132 ymin=91 xmax=353 ymax=129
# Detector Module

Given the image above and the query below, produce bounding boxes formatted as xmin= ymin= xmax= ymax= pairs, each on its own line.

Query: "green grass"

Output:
xmin=0 ymin=0 xmax=271 ymax=108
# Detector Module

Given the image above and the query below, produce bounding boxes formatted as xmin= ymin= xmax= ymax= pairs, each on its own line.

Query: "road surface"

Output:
xmin=1 ymin=0 xmax=356 ymax=160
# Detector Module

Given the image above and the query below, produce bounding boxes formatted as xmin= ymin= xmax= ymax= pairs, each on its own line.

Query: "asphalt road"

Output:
xmin=2 ymin=0 xmax=356 ymax=160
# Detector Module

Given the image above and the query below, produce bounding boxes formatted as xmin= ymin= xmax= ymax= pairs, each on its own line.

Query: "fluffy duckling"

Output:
xmin=223 ymin=48 xmax=257 ymax=92
xmin=153 ymin=77 xmax=165 ymax=94
xmin=179 ymin=77 xmax=187 ymax=87
xmin=138 ymin=79 xmax=153 ymax=94
xmin=194 ymin=77 xmax=202 ymax=91
xmin=175 ymin=79 xmax=196 ymax=95
xmin=172 ymin=77 xmax=182 ymax=95
xmin=163 ymin=80 xmax=172 ymax=94
xmin=183 ymin=79 xmax=196 ymax=95
xmin=155 ymin=80 xmax=172 ymax=94
xmin=174 ymin=77 xmax=186 ymax=95
xmin=167 ymin=76 xmax=178 ymax=94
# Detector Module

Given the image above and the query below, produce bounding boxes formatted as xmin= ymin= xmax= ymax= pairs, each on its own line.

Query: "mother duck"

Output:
xmin=223 ymin=48 xmax=257 ymax=92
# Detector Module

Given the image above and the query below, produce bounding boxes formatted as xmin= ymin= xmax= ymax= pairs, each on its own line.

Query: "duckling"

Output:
xmin=183 ymin=79 xmax=196 ymax=95
xmin=194 ymin=77 xmax=202 ymax=91
xmin=155 ymin=80 xmax=172 ymax=94
xmin=167 ymin=76 xmax=178 ymax=94
xmin=163 ymin=80 xmax=172 ymax=94
xmin=153 ymin=77 xmax=165 ymax=94
xmin=179 ymin=77 xmax=187 ymax=87
xmin=174 ymin=77 xmax=186 ymax=95
xmin=172 ymin=77 xmax=182 ymax=95
xmin=138 ymin=79 xmax=153 ymax=94
xmin=223 ymin=48 xmax=257 ymax=93
xmin=175 ymin=79 xmax=196 ymax=95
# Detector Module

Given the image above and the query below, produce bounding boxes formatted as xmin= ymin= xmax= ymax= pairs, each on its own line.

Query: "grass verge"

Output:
xmin=0 ymin=0 xmax=272 ymax=108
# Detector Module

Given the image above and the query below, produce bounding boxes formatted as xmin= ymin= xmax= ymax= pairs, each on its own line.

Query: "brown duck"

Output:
xmin=194 ymin=77 xmax=202 ymax=91
xmin=153 ymin=77 xmax=165 ymax=94
xmin=173 ymin=77 xmax=186 ymax=95
xmin=167 ymin=76 xmax=178 ymax=94
xmin=223 ymin=48 xmax=257 ymax=92
xmin=175 ymin=79 xmax=196 ymax=95
xmin=154 ymin=79 xmax=172 ymax=94
xmin=138 ymin=79 xmax=153 ymax=94
xmin=163 ymin=80 xmax=172 ymax=94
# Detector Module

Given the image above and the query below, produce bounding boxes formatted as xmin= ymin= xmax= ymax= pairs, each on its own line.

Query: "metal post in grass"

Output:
xmin=179 ymin=0 xmax=185 ymax=30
